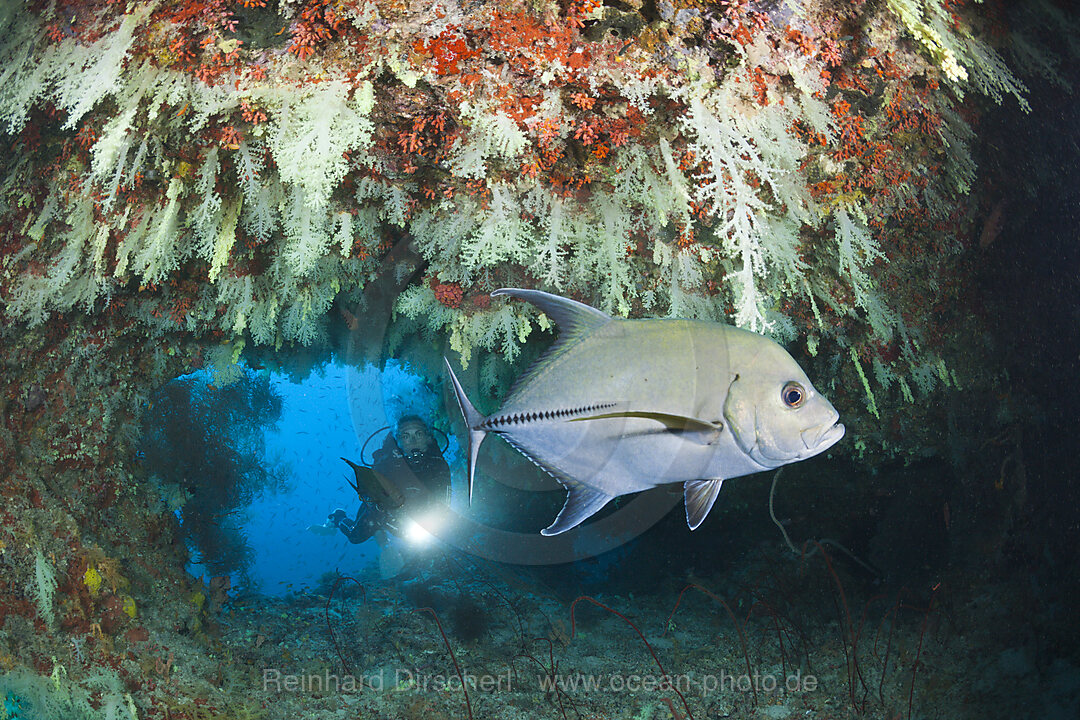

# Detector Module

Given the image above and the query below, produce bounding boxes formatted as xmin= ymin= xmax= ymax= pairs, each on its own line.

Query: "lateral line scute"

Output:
xmin=483 ymin=401 xmax=618 ymax=430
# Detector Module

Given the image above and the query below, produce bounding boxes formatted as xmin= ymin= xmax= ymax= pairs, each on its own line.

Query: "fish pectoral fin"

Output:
xmin=684 ymin=478 xmax=724 ymax=530
xmin=571 ymin=411 xmax=723 ymax=443
xmin=541 ymin=485 xmax=615 ymax=536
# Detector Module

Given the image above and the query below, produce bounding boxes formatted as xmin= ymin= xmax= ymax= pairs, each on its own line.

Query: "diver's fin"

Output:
xmin=493 ymin=288 xmax=612 ymax=397
xmin=340 ymin=459 xmax=361 ymax=493
xmin=342 ymin=458 xmax=405 ymax=509
xmin=444 ymin=357 xmax=486 ymax=503
xmin=684 ymin=478 xmax=724 ymax=530
xmin=541 ymin=485 xmax=615 ymax=536
xmin=570 ymin=411 xmax=722 ymax=442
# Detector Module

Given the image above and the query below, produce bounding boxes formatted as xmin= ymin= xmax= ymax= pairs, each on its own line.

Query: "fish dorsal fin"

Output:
xmin=684 ymin=478 xmax=724 ymax=530
xmin=492 ymin=288 xmax=612 ymax=397
xmin=541 ymin=484 xmax=615 ymax=536
xmin=492 ymin=288 xmax=610 ymax=334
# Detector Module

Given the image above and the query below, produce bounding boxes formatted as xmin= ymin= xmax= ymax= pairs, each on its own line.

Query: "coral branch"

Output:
xmin=570 ymin=595 xmax=694 ymax=720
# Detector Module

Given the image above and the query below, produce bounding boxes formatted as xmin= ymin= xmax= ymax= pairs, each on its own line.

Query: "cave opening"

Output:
xmin=138 ymin=353 xmax=470 ymax=599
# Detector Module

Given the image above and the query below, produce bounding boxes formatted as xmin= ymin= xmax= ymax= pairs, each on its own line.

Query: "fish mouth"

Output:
xmin=802 ymin=420 xmax=846 ymax=452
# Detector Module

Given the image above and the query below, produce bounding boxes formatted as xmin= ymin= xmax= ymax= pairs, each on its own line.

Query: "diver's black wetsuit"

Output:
xmin=331 ymin=505 xmax=385 ymax=544
xmin=372 ymin=442 xmax=451 ymax=508
xmin=332 ymin=435 xmax=450 ymax=544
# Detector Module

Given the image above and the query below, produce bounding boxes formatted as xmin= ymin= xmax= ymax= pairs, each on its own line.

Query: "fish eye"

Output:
xmin=781 ymin=382 xmax=805 ymax=408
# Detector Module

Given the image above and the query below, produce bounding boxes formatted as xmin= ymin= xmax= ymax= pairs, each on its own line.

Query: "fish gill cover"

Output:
xmin=0 ymin=1 xmax=1079 ymax=719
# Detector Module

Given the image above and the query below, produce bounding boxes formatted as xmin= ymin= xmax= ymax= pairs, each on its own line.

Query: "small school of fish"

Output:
xmin=446 ymin=288 xmax=845 ymax=536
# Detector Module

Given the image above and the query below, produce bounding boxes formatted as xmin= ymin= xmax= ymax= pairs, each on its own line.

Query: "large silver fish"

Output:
xmin=445 ymin=289 xmax=845 ymax=536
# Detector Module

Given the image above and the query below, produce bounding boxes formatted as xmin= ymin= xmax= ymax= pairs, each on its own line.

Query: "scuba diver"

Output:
xmin=327 ymin=415 xmax=451 ymax=547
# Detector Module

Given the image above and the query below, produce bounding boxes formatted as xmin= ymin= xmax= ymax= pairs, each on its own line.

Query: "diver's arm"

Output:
xmin=342 ymin=523 xmax=374 ymax=544
xmin=331 ymin=508 xmax=375 ymax=544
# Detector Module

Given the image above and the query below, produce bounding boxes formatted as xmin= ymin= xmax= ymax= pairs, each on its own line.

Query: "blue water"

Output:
xmin=187 ymin=359 xmax=459 ymax=595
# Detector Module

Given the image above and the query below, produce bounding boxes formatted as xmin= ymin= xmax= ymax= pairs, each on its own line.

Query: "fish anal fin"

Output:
xmin=684 ymin=478 xmax=724 ymax=530
xmin=541 ymin=485 xmax=614 ymax=536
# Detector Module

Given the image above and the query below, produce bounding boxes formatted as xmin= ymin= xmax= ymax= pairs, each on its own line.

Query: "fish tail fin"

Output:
xmin=444 ymin=357 xmax=486 ymax=504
